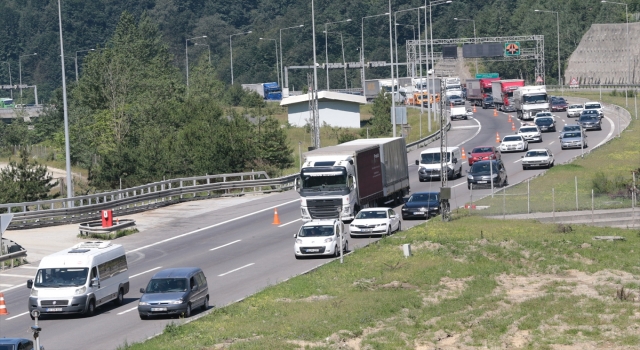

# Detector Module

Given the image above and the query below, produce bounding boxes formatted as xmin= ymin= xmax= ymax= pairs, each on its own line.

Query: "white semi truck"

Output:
xmin=296 ymin=138 xmax=410 ymax=222
xmin=514 ymin=85 xmax=549 ymax=121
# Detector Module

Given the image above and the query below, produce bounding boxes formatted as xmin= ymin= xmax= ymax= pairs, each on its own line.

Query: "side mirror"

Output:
xmin=294 ymin=177 xmax=301 ymax=192
xmin=452 ymin=158 xmax=458 ymax=164
xmin=90 ymin=277 xmax=100 ymax=287
xmin=293 ymin=233 xmax=297 ymax=238
xmin=520 ymin=155 xmax=524 ymax=158
xmin=558 ymin=136 xmax=561 ymax=139
xmin=415 ymin=160 xmax=419 ymax=165
xmin=467 ymin=151 xmax=471 ymax=155
xmin=192 ymin=285 xmax=199 ymax=292
xmin=140 ymin=287 xmax=146 ymax=293
xmin=27 ymin=280 xmax=33 ymax=289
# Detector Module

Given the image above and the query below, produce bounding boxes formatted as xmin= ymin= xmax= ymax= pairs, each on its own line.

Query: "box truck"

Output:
xmin=491 ymin=79 xmax=525 ymax=111
xmin=241 ymin=82 xmax=282 ymax=100
xmin=296 ymin=138 xmax=410 ymax=221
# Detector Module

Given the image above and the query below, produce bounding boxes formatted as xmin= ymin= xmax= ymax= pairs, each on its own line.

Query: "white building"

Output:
xmin=280 ymin=91 xmax=366 ymax=129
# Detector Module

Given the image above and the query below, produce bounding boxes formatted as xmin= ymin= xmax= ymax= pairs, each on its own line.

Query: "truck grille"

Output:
xmin=41 ymin=300 xmax=69 ymax=306
xmin=307 ymin=199 xmax=342 ymax=219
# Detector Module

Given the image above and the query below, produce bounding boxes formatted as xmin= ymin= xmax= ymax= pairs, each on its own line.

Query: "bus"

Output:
xmin=0 ymin=97 xmax=14 ymax=108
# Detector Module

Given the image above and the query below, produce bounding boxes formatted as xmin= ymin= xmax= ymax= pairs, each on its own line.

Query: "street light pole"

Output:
xmin=185 ymin=35 xmax=207 ymax=88
xmin=1 ymin=62 xmax=12 ymax=99
xmin=361 ymin=13 xmax=390 ymax=89
xmin=453 ymin=18 xmax=476 ymax=74
xmin=311 ymin=0 xmax=321 ymax=148
xmin=534 ymin=10 xmax=561 ymax=91
xmin=260 ymin=38 xmax=280 ymax=86
xmin=56 ymin=0 xmax=73 ymax=204
xmin=388 ymin=0 xmax=396 ymax=138
xmin=230 ymin=31 xmax=252 ymax=85
xmin=601 ymin=0 xmax=629 ymax=106
xmin=429 ymin=1 xmax=452 ymax=115
xmin=324 ymin=18 xmax=352 ymax=90
xmin=280 ymin=24 xmax=304 ymax=89
xmin=19 ymin=53 xmax=37 ymax=102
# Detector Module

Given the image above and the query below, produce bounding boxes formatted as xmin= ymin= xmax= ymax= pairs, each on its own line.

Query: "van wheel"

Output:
xmin=334 ymin=245 xmax=340 ymax=257
xmin=396 ymin=221 xmax=402 ymax=232
xmin=183 ymin=304 xmax=192 ymax=318
xmin=201 ymin=296 xmax=209 ymax=311
xmin=85 ymin=299 xmax=96 ymax=317
xmin=114 ymin=288 xmax=124 ymax=306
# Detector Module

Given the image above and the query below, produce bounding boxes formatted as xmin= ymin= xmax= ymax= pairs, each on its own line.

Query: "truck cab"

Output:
xmin=514 ymin=86 xmax=549 ymax=121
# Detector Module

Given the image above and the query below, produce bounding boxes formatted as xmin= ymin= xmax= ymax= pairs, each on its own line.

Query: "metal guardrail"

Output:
xmin=0 ymin=250 xmax=28 ymax=270
xmin=406 ymin=120 xmax=451 ymax=152
xmin=2 ymin=172 xmax=297 ymax=229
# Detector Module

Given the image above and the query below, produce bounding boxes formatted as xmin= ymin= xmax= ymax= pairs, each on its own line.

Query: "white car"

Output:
xmin=349 ymin=208 xmax=401 ymax=237
xmin=518 ymin=125 xmax=542 ymax=142
xmin=294 ymin=219 xmax=347 ymax=259
xmin=521 ymin=148 xmax=554 ymax=170
xmin=583 ymin=101 xmax=604 ymax=117
xmin=567 ymin=104 xmax=583 ymax=118
xmin=499 ymin=135 xmax=528 ymax=153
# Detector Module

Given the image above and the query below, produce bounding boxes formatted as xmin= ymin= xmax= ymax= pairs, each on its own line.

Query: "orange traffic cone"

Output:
xmin=461 ymin=147 xmax=467 ymax=160
xmin=473 ymin=105 xmax=477 ymax=113
xmin=272 ymin=208 xmax=281 ymax=225
xmin=0 ymin=293 xmax=8 ymax=316
xmin=496 ymin=132 xmax=500 ymax=143
xmin=511 ymin=122 xmax=516 ymax=131
xmin=493 ymin=108 xmax=498 ymax=117
xmin=507 ymin=114 xmax=512 ymax=122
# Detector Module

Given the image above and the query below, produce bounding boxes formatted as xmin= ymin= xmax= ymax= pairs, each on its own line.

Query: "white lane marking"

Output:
xmin=278 ymin=219 xmax=301 ymax=227
xmin=128 ymin=199 xmax=300 ymax=253
xmin=117 ymin=306 xmax=138 ymax=315
xmin=514 ymin=159 xmax=523 ymax=163
xmin=452 ymin=181 xmax=467 ymax=188
xmin=596 ymin=116 xmax=615 ymax=148
xmin=5 ymin=311 xmax=29 ymax=320
xmin=0 ymin=284 xmax=23 ymax=293
xmin=451 ymin=125 xmax=480 ymax=129
xmin=0 ymin=284 xmax=13 ymax=287
xmin=548 ymin=141 xmax=555 ymax=145
xmin=218 ymin=263 xmax=255 ymax=277
xmin=210 ymin=240 xmax=241 ymax=251
xmin=455 ymin=118 xmax=482 ymax=147
xmin=129 ymin=267 xmax=162 ymax=279
xmin=0 ymin=274 xmax=34 ymax=278
xmin=17 ymin=266 xmax=38 ymax=269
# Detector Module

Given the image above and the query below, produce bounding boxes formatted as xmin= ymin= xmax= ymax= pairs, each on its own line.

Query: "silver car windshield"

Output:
xmin=144 ymin=278 xmax=188 ymax=293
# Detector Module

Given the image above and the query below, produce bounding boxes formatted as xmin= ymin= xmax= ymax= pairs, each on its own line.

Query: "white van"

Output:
xmin=415 ymin=147 xmax=463 ymax=181
xmin=27 ymin=241 xmax=130 ymax=317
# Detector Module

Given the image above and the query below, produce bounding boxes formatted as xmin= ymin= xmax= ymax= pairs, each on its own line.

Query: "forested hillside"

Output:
xmin=0 ymin=0 xmax=637 ymax=103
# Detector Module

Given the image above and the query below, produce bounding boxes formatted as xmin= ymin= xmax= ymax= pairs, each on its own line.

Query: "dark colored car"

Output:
xmin=482 ymin=95 xmax=494 ymax=109
xmin=447 ymin=94 xmax=465 ymax=106
xmin=401 ymin=192 xmax=440 ymax=220
xmin=0 ymin=338 xmax=38 ymax=350
xmin=550 ymin=98 xmax=568 ymax=111
xmin=468 ymin=146 xmax=501 ymax=166
xmin=503 ymin=100 xmax=516 ymax=112
xmin=578 ymin=110 xmax=602 ymax=130
xmin=534 ymin=117 xmax=556 ymax=132
xmin=138 ymin=267 xmax=209 ymax=319
xmin=467 ymin=159 xmax=508 ymax=190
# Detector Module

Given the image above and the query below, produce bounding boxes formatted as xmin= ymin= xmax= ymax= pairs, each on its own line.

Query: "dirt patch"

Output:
xmin=380 ymin=281 xmax=417 ymax=289
xmin=423 ymin=276 xmax=473 ymax=305
xmin=410 ymin=241 xmax=443 ymax=251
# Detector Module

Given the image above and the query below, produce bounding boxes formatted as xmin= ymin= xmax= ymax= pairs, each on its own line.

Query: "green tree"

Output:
xmin=368 ymin=90 xmax=392 ymax=138
xmin=0 ymin=148 xmax=58 ymax=204
xmin=254 ymin=116 xmax=294 ymax=176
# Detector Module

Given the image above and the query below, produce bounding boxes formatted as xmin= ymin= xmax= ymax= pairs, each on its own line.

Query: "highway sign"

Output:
xmin=475 ymin=73 xmax=499 ymax=79
xmin=504 ymin=42 xmax=521 ymax=56
xmin=569 ymin=77 xmax=579 ymax=87
xmin=0 ymin=214 xmax=12 ymax=233
xmin=1 ymin=85 xmax=17 ymax=90
xmin=536 ymin=76 xmax=544 ymax=84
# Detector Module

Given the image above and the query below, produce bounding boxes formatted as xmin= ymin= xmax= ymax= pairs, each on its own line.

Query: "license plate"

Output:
xmin=46 ymin=308 xmax=62 ymax=312
xmin=413 ymin=212 xmax=424 ymax=215
xmin=151 ymin=307 xmax=167 ymax=312
xmin=477 ymin=181 xmax=487 ymax=184
xmin=306 ymin=249 xmax=319 ymax=252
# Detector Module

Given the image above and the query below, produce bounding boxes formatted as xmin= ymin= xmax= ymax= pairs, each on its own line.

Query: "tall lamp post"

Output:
xmin=324 ymin=31 xmax=348 ymax=89
xmin=230 ymin=31 xmax=252 ymax=85
xmin=260 ymin=38 xmax=280 ymax=86
xmin=185 ymin=35 xmax=207 ymax=88
xmin=361 ymin=13 xmax=390 ymax=89
xmin=453 ymin=18 xmax=477 ymax=74
xmin=388 ymin=1 xmax=396 ymax=137
xmin=601 ymin=0 xmax=629 ymax=106
xmin=194 ymin=43 xmax=211 ymax=65
xmin=1 ymin=62 xmax=12 ymax=99
xmin=19 ymin=53 xmax=37 ymax=102
xmin=534 ymin=10 xmax=561 ymax=92
xmin=324 ymin=18 xmax=352 ymax=90
xmin=428 ymin=0 xmax=453 ymax=115
xmin=56 ymin=0 xmax=72 ymax=204
xmin=394 ymin=6 xmax=425 ymax=88
xmin=280 ymin=24 xmax=304 ymax=89
xmin=74 ymin=49 xmax=96 ymax=82
xmin=311 ymin=0 xmax=320 ymax=148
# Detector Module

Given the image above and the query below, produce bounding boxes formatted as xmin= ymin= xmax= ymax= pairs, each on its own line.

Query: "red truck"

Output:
xmin=491 ymin=79 xmax=525 ymax=111
xmin=466 ymin=77 xmax=499 ymax=106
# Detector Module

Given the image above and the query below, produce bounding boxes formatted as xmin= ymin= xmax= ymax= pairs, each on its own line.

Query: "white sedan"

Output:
xmin=499 ymin=135 xmax=528 ymax=153
xmin=567 ymin=104 xmax=583 ymax=118
xmin=521 ymin=148 xmax=554 ymax=170
xmin=518 ymin=125 xmax=542 ymax=142
xmin=349 ymin=208 xmax=401 ymax=237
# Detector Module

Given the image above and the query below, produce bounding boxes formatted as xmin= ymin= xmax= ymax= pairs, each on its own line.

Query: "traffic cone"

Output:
xmin=496 ymin=132 xmax=500 ymax=143
xmin=0 ymin=293 xmax=8 ymax=316
xmin=272 ymin=208 xmax=281 ymax=225
xmin=511 ymin=122 xmax=516 ymax=131
xmin=507 ymin=114 xmax=512 ymax=122
xmin=473 ymin=105 xmax=477 ymax=113
xmin=461 ymin=147 xmax=467 ymax=160
xmin=493 ymin=108 xmax=498 ymax=117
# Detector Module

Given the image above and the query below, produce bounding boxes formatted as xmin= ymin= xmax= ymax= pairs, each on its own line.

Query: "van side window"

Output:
xmin=91 ymin=267 xmax=98 ymax=279
xmin=196 ymin=272 xmax=206 ymax=286
xmin=190 ymin=276 xmax=196 ymax=290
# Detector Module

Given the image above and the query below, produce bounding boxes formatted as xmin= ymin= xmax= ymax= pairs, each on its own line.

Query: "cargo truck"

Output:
xmin=514 ymin=85 xmax=549 ymax=121
xmin=241 ymin=82 xmax=282 ymax=100
xmin=465 ymin=79 xmax=482 ymax=105
xmin=296 ymin=138 xmax=410 ymax=222
xmin=479 ymin=77 xmax=500 ymax=96
xmin=364 ymin=79 xmax=381 ymax=101
xmin=491 ymin=79 xmax=525 ymax=111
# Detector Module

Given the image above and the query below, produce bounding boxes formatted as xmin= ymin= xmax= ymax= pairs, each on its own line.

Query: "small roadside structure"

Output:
xmin=280 ymin=91 xmax=366 ymax=128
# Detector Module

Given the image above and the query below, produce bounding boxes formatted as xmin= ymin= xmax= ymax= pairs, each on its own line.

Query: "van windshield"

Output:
xmin=144 ymin=278 xmax=188 ymax=293
xmin=420 ymin=152 xmax=451 ymax=164
xmin=34 ymin=268 xmax=89 ymax=288
xmin=298 ymin=225 xmax=335 ymax=237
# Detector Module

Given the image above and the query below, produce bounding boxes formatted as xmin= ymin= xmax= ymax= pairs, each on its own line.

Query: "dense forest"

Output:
xmin=1 ymin=0 xmax=638 ymax=103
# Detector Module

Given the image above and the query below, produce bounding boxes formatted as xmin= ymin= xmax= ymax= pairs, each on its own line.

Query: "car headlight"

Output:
xmin=492 ymin=173 xmax=498 ymax=178
xmin=75 ymin=286 xmax=86 ymax=295
xmin=401 ymin=207 xmax=408 ymax=211
xmin=169 ymin=299 xmax=184 ymax=304
xmin=295 ymin=239 xmax=302 ymax=244
xmin=301 ymin=208 xmax=308 ymax=216
xmin=467 ymin=175 xmax=473 ymax=180
xmin=324 ymin=237 xmax=334 ymax=243
xmin=139 ymin=301 xmax=149 ymax=306
xmin=375 ymin=223 xmax=386 ymax=228
xmin=31 ymin=289 xmax=38 ymax=297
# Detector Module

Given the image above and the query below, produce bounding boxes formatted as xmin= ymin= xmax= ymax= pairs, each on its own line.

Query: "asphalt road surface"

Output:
xmin=0 ymin=100 xmax=624 ymax=349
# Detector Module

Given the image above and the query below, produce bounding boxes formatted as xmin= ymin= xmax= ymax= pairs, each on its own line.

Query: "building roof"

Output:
xmin=280 ymin=91 xmax=366 ymax=106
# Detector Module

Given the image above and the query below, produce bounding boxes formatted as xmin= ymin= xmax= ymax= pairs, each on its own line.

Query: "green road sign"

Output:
xmin=505 ymin=42 xmax=521 ymax=56
xmin=475 ymin=73 xmax=499 ymax=79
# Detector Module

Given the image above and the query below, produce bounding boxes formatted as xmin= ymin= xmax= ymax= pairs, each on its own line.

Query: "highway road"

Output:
xmin=0 ymin=99 xmax=625 ymax=349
